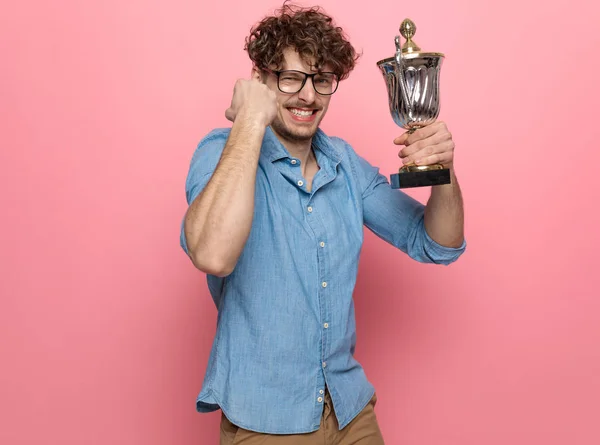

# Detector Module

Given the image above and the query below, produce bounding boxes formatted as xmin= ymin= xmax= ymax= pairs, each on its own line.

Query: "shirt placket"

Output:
xmin=288 ymin=155 xmax=334 ymax=410
xmin=304 ymin=192 xmax=331 ymax=401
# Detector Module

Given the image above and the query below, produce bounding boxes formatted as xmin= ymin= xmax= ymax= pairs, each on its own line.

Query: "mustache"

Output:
xmin=285 ymin=103 xmax=322 ymax=111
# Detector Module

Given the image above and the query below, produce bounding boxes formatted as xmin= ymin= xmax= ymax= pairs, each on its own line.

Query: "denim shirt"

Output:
xmin=180 ymin=126 xmax=466 ymax=434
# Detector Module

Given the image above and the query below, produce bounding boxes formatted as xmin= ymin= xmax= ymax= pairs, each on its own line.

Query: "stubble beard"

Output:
xmin=271 ymin=108 xmax=324 ymax=143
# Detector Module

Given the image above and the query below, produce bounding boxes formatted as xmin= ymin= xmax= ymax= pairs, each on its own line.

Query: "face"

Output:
xmin=259 ymin=48 xmax=334 ymax=144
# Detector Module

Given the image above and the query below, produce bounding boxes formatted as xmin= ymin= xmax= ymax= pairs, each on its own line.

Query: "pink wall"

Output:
xmin=2 ymin=0 xmax=599 ymax=444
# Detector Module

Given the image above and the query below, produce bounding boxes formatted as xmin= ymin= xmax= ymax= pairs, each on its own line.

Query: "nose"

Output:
xmin=298 ymin=77 xmax=316 ymax=103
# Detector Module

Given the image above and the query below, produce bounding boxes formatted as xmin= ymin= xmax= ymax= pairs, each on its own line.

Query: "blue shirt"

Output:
xmin=180 ymin=126 xmax=465 ymax=434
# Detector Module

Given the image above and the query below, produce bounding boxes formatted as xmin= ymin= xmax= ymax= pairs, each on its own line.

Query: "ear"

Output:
xmin=251 ymin=66 xmax=262 ymax=81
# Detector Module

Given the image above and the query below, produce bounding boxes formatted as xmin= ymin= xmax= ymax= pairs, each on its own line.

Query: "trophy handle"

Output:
xmin=394 ymin=35 xmax=412 ymax=124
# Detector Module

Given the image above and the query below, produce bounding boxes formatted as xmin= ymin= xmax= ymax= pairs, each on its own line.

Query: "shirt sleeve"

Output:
xmin=179 ymin=128 xmax=230 ymax=255
xmin=348 ymin=143 xmax=466 ymax=265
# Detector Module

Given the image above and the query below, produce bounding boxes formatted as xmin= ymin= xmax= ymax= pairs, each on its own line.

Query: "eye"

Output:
xmin=315 ymin=74 xmax=334 ymax=85
xmin=280 ymin=73 xmax=303 ymax=82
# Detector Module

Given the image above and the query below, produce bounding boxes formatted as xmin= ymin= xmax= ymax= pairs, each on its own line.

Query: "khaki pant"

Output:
xmin=220 ymin=392 xmax=385 ymax=445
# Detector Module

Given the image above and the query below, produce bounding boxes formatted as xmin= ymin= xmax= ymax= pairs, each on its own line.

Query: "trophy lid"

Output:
xmin=376 ymin=18 xmax=444 ymax=65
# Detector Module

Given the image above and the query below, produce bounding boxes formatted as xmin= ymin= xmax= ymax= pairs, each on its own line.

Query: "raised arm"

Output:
xmin=184 ymin=76 xmax=277 ymax=276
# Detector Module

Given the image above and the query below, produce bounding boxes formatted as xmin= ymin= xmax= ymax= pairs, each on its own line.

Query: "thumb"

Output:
xmin=394 ymin=132 xmax=409 ymax=145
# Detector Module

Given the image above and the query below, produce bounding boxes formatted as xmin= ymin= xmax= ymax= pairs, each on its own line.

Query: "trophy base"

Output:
xmin=391 ymin=166 xmax=451 ymax=189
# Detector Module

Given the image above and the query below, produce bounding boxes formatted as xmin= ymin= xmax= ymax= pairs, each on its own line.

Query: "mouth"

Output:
xmin=286 ymin=107 xmax=319 ymax=122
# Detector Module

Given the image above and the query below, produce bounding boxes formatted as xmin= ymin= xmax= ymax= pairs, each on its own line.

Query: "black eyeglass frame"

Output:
xmin=263 ymin=69 xmax=340 ymax=96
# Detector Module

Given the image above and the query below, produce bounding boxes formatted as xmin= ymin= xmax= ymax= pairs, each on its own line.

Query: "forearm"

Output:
xmin=184 ymin=113 xmax=265 ymax=276
xmin=424 ymin=168 xmax=465 ymax=248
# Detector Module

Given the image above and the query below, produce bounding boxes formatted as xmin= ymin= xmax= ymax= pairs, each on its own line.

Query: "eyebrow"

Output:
xmin=279 ymin=68 xmax=332 ymax=74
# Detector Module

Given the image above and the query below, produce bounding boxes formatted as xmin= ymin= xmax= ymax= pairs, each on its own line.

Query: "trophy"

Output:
xmin=377 ymin=19 xmax=451 ymax=189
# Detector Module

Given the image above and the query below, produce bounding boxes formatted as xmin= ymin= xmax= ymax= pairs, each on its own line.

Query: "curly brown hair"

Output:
xmin=244 ymin=1 xmax=359 ymax=81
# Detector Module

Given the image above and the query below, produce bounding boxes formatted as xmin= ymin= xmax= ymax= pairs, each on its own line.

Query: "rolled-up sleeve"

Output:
xmin=353 ymin=149 xmax=465 ymax=265
xmin=179 ymin=129 xmax=230 ymax=255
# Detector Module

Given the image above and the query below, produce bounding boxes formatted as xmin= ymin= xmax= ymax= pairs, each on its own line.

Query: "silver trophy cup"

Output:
xmin=377 ymin=19 xmax=451 ymax=188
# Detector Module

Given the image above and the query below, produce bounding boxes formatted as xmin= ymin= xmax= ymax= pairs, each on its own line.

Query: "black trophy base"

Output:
xmin=390 ymin=168 xmax=451 ymax=189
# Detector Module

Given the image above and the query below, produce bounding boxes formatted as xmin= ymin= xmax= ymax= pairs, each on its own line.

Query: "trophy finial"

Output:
xmin=399 ymin=18 xmax=421 ymax=53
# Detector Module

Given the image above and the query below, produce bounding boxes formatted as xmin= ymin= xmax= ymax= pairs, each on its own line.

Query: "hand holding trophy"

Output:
xmin=377 ymin=19 xmax=452 ymax=189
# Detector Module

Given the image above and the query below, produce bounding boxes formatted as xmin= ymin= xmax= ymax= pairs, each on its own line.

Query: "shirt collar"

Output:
xmin=262 ymin=126 xmax=343 ymax=164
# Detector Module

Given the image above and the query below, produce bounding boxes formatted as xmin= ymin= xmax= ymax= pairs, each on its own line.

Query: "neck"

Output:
xmin=286 ymin=141 xmax=314 ymax=166
xmin=271 ymin=130 xmax=316 ymax=167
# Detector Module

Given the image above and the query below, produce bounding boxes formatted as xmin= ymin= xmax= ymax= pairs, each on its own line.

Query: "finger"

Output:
xmin=394 ymin=132 xmax=410 ymax=145
xmin=399 ymin=131 xmax=452 ymax=158
xmin=401 ymin=145 xmax=437 ymax=164
xmin=413 ymin=152 xmax=453 ymax=167
xmin=401 ymin=140 xmax=454 ymax=165
xmin=403 ymin=122 xmax=447 ymax=145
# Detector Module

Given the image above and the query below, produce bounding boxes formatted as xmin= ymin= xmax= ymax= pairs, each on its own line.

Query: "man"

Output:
xmin=180 ymin=3 xmax=466 ymax=444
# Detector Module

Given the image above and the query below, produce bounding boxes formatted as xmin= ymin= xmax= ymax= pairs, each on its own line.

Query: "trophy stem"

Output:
xmin=400 ymin=127 xmax=419 ymax=171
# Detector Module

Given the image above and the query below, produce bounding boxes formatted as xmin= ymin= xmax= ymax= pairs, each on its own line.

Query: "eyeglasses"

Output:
xmin=265 ymin=69 xmax=339 ymax=96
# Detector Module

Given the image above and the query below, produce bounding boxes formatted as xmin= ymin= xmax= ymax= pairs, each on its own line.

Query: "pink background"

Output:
xmin=2 ymin=0 xmax=600 ymax=444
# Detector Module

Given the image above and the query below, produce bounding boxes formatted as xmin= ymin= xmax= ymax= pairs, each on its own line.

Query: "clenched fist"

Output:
xmin=225 ymin=77 xmax=278 ymax=128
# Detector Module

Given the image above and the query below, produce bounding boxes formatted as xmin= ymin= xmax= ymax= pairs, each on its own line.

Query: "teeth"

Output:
xmin=290 ymin=108 xmax=313 ymax=117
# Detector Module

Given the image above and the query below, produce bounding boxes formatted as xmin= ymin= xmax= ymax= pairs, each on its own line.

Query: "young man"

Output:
xmin=180 ymin=3 xmax=466 ymax=444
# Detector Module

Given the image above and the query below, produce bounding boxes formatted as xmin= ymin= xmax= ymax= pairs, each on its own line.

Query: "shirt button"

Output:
xmin=307 ymin=206 xmax=313 ymax=213
xmin=319 ymin=389 xmax=324 ymax=394
xmin=320 ymin=241 xmax=325 ymax=248
xmin=297 ymin=180 xmax=304 ymax=187
xmin=291 ymin=159 xmax=297 ymax=165
xmin=322 ymin=281 xmax=327 ymax=288
xmin=317 ymin=397 xmax=323 ymax=403
xmin=323 ymin=323 xmax=329 ymax=329
xmin=322 ymin=362 xmax=327 ymax=368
